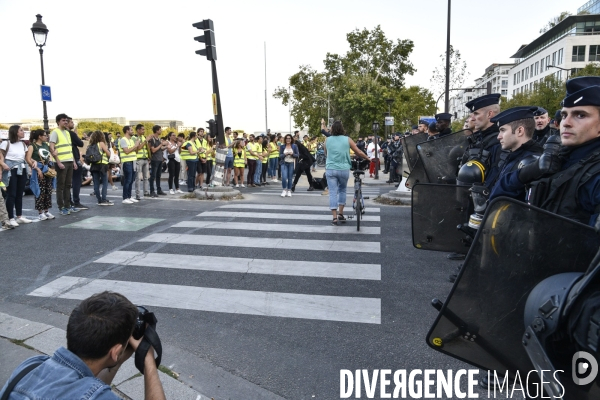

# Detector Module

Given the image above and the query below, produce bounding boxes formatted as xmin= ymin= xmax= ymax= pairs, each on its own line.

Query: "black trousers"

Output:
xmin=292 ymin=161 xmax=314 ymax=188
xmin=70 ymin=161 xmax=82 ymax=204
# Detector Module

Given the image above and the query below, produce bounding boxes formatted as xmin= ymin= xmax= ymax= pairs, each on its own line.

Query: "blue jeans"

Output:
xmin=268 ymin=157 xmax=278 ymax=178
xmin=91 ymin=170 xmax=108 ymax=203
xmin=280 ymin=162 xmax=294 ymax=189
xmin=122 ymin=161 xmax=134 ymax=199
xmin=325 ymin=169 xmax=349 ymax=210
xmin=186 ymin=160 xmax=197 ymax=191
xmin=149 ymin=160 xmax=163 ymax=193
xmin=254 ymin=161 xmax=262 ymax=184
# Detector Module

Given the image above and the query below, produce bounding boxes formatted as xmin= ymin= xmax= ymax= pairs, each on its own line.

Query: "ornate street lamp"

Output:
xmin=31 ymin=14 xmax=49 ymax=132
xmin=372 ymin=121 xmax=380 ymax=179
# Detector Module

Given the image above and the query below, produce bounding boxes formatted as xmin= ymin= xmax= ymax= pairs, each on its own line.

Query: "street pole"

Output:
xmin=288 ymin=85 xmax=291 ymax=134
xmin=444 ymin=0 xmax=451 ymax=113
xmin=39 ymin=47 xmax=49 ymax=132
xmin=210 ymin=59 xmax=224 ymax=143
xmin=264 ymin=42 xmax=268 ymax=136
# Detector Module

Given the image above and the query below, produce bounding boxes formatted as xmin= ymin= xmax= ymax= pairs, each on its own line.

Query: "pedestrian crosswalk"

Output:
xmin=253 ymin=188 xmax=382 ymax=197
xmin=28 ymin=203 xmax=383 ymax=324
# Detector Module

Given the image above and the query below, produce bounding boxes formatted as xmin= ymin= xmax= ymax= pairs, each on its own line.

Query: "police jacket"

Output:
xmin=528 ymin=136 xmax=600 ymax=226
xmin=532 ymin=125 xmax=558 ymax=146
xmin=438 ymin=128 xmax=452 ymax=138
xmin=462 ymin=124 xmax=502 ymax=189
xmin=488 ymin=140 xmax=543 ymax=198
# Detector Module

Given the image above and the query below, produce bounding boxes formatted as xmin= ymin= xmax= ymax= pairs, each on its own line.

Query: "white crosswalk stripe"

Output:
xmin=29 ymin=203 xmax=383 ymax=324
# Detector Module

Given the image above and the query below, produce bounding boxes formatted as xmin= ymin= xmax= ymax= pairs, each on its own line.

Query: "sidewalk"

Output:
xmin=0 ymin=312 xmax=210 ymax=400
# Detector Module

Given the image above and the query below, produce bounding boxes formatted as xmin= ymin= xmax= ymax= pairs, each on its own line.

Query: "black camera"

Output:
xmin=132 ymin=306 xmax=152 ymax=340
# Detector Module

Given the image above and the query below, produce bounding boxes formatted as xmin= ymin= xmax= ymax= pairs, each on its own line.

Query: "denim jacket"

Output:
xmin=0 ymin=347 xmax=118 ymax=400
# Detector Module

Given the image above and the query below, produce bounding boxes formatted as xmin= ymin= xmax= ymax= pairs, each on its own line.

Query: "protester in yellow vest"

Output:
xmin=182 ymin=131 xmax=200 ymax=192
xmin=224 ymin=127 xmax=235 ymax=186
xmin=194 ymin=128 xmax=209 ymax=189
xmin=133 ymin=124 xmax=150 ymax=200
xmin=233 ymin=139 xmax=247 ymax=188
xmin=49 ymin=113 xmax=75 ymax=215
xmin=268 ymin=135 xmax=279 ymax=182
xmin=120 ymin=125 xmax=144 ymax=204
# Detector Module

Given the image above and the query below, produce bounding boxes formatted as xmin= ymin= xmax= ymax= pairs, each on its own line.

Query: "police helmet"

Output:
xmin=457 ymin=161 xmax=485 ymax=186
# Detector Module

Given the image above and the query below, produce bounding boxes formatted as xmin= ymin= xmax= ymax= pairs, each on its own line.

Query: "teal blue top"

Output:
xmin=325 ymin=136 xmax=351 ymax=170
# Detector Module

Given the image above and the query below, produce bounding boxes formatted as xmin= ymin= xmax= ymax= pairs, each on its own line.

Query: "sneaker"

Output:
xmin=68 ymin=206 xmax=80 ymax=213
xmin=157 ymin=191 xmax=167 ymax=196
xmin=151 ymin=192 xmax=158 ymax=198
xmin=112 ymin=185 xmax=118 ymax=190
xmin=307 ymin=187 xmax=314 ymax=191
xmin=169 ymin=189 xmax=175 ymax=195
xmin=136 ymin=195 xmax=142 ymax=201
xmin=281 ymin=190 xmax=286 ymax=197
xmin=291 ymin=186 xmax=295 ymax=193
xmin=44 ymin=212 xmax=55 ymax=219
xmin=123 ymin=199 xmax=133 ymax=204
xmin=9 ymin=218 xmax=19 ymax=227
xmin=89 ymin=192 xmax=95 ymax=196
xmin=286 ymin=190 xmax=292 ymax=197
xmin=16 ymin=217 xmax=32 ymax=224
xmin=235 ymin=184 xmax=240 ymax=188
xmin=144 ymin=191 xmax=150 ymax=196
xmin=72 ymin=202 xmax=89 ymax=210
xmin=240 ymin=184 xmax=246 ymax=188
xmin=129 ymin=197 xmax=139 ymax=203
xmin=321 ymin=189 xmax=329 ymax=196
xmin=2 ymin=220 xmax=14 ymax=230
xmin=104 ymin=200 xmax=114 ymax=206
xmin=59 ymin=208 xmax=70 ymax=216
xmin=176 ymin=189 xmax=184 ymax=194
xmin=272 ymin=179 xmax=278 ymax=182
xmin=178 ymin=180 xmax=186 ymax=186
xmin=38 ymin=213 xmax=48 ymax=221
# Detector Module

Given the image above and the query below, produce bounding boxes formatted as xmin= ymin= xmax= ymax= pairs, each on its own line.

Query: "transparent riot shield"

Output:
xmin=411 ymin=184 xmax=472 ymax=253
xmin=405 ymin=156 xmax=428 ymax=189
xmin=401 ymin=133 xmax=427 ymax=172
xmin=416 ymin=130 xmax=470 ymax=184
xmin=427 ymin=197 xmax=600 ymax=397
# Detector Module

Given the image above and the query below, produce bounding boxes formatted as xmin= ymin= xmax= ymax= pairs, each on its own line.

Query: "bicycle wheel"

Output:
xmin=317 ymin=154 xmax=326 ymax=167
xmin=355 ymin=190 xmax=362 ymax=231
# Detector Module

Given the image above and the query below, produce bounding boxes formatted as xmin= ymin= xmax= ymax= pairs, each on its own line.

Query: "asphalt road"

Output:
xmin=0 ymin=181 xmax=500 ymax=400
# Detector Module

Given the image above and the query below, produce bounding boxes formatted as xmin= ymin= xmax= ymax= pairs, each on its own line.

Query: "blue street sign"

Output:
xmin=41 ymin=85 xmax=52 ymax=102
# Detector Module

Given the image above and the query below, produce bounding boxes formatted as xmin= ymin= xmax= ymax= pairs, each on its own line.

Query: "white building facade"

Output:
xmin=507 ymin=14 xmax=600 ymax=99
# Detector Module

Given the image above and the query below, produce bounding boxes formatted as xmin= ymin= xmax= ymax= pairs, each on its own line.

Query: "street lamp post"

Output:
xmin=547 ymin=65 xmax=571 ymax=80
xmin=372 ymin=121 xmax=380 ymax=180
xmin=31 ymin=14 xmax=49 ymax=132
xmin=444 ymin=0 xmax=451 ymax=113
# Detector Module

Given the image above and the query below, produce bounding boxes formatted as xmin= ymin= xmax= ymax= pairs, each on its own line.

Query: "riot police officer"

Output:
xmin=531 ymin=107 xmax=558 ymax=145
xmin=496 ymin=76 xmax=600 ymax=227
xmin=435 ymin=113 xmax=453 ymax=138
xmin=386 ymin=133 xmax=403 ymax=184
xmin=459 ymin=93 xmax=502 ymax=189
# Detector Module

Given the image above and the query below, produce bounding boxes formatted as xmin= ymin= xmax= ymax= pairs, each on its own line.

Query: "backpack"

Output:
xmin=84 ymin=144 xmax=102 ymax=164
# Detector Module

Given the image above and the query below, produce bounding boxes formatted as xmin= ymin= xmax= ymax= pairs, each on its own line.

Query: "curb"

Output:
xmin=0 ymin=312 xmax=210 ymax=400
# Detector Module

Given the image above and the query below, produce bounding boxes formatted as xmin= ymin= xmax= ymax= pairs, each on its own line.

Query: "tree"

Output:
xmin=431 ymin=45 xmax=469 ymax=103
xmin=391 ymin=86 xmax=437 ymax=133
xmin=572 ymin=62 xmax=600 ymax=78
xmin=539 ymin=11 xmax=572 ymax=34
xmin=274 ymin=26 xmax=417 ymax=136
xmin=501 ymin=75 xmax=565 ymax=114
xmin=0 ymin=124 xmax=9 ymax=130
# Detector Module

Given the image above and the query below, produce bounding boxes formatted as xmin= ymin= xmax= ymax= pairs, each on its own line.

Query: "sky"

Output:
xmin=0 ymin=0 xmax=580 ymax=133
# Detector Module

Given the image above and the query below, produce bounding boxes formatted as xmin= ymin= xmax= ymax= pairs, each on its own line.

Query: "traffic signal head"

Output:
xmin=206 ymin=119 xmax=217 ymax=137
xmin=193 ymin=19 xmax=216 ymax=61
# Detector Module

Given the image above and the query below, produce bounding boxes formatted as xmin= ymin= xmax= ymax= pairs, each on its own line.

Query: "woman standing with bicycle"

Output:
xmin=324 ymin=121 xmax=369 ymax=225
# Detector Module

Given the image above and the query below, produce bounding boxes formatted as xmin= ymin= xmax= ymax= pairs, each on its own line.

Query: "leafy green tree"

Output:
xmin=391 ymin=86 xmax=437 ymax=133
xmin=539 ymin=11 xmax=572 ymax=34
xmin=502 ymin=75 xmax=565 ymax=114
xmin=0 ymin=124 xmax=9 ymax=130
xmin=572 ymin=62 xmax=600 ymax=78
xmin=274 ymin=26 xmax=418 ymax=136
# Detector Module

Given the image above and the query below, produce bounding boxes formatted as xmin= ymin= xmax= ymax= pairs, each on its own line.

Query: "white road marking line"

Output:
xmin=217 ymin=205 xmax=380 ymax=212
xmin=29 ymin=276 xmax=381 ymax=324
xmin=173 ymin=220 xmax=380 ymax=234
xmin=96 ymin=251 xmax=381 ymax=280
xmin=139 ymin=233 xmax=381 ymax=253
xmin=196 ymin=211 xmax=380 ymax=222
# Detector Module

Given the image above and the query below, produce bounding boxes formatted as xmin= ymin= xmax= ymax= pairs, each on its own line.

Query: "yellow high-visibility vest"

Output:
xmin=119 ymin=137 xmax=137 ymax=162
xmin=134 ymin=135 xmax=149 ymax=159
xmin=233 ymin=148 xmax=246 ymax=167
xmin=52 ymin=128 xmax=73 ymax=162
xmin=99 ymin=144 xmax=108 ymax=165
xmin=181 ymin=141 xmax=198 ymax=160
xmin=195 ymin=138 xmax=208 ymax=159
xmin=246 ymin=142 xmax=259 ymax=160
xmin=269 ymin=142 xmax=279 ymax=159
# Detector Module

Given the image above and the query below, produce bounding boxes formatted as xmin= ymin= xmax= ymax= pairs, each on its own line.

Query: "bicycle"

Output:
xmin=315 ymin=148 xmax=326 ymax=167
xmin=348 ymin=158 xmax=370 ymax=231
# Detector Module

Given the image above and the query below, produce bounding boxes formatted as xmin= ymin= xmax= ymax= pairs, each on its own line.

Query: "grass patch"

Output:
xmin=9 ymin=338 xmax=35 ymax=351
xmin=158 ymin=365 xmax=180 ymax=380
xmin=373 ymin=195 xmax=409 ymax=206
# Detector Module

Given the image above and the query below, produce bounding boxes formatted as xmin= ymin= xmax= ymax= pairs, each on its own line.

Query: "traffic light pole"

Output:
xmin=210 ymin=59 xmax=224 ymax=144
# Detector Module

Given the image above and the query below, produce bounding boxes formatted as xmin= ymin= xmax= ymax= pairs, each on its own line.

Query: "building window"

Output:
xmin=535 ymin=61 xmax=539 ymax=75
xmin=530 ymin=64 xmax=534 ymax=78
xmin=558 ymin=48 xmax=563 ymax=65
xmin=545 ymin=55 xmax=550 ymax=70
xmin=530 ymin=83 xmax=533 ymax=91
xmin=541 ymin=57 xmax=545 ymax=72
xmin=521 ymin=69 xmax=525 ymax=82
xmin=525 ymin=67 xmax=529 ymax=80
xmin=501 ymin=89 xmax=507 ymax=95
xmin=552 ymin=51 xmax=557 ymax=67
xmin=501 ymin=80 xmax=508 ymax=88
xmin=589 ymin=45 xmax=600 ymax=62
xmin=513 ymin=74 xmax=517 ymax=85
xmin=573 ymin=45 xmax=586 ymax=62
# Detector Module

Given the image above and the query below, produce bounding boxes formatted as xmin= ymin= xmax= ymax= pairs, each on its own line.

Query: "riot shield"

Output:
xmin=401 ymin=133 xmax=427 ymax=172
xmin=405 ymin=156 xmax=428 ymax=189
xmin=411 ymin=184 xmax=472 ymax=253
xmin=427 ymin=197 xmax=600 ymax=397
xmin=416 ymin=130 xmax=470 ymax=184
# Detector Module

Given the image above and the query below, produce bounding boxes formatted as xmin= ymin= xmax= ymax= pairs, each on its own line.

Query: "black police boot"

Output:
xmin=448 ymin=264 xmax=463 ymax=283
xmin=291 ymin=185 xmax=296 ymax=192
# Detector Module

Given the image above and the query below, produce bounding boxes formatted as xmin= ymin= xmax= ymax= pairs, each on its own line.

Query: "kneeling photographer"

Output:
xmin=0 ymin=291 xmax=165 ymax=400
